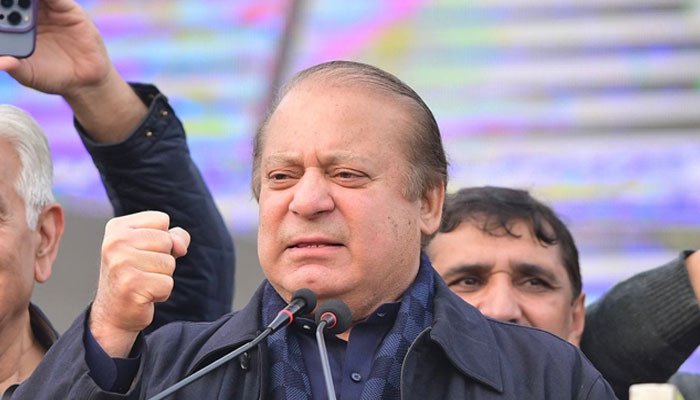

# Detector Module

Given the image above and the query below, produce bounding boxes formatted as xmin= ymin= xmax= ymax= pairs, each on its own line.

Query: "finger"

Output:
xmin=0 ymin=57 xmax=21 ymax=72
xmin=129 ymin=228 xmax=174 ymax=254
xmin=41 ymin=0 xmax=82 ymax=14
xmin=102 ymin=227 xmax=174 ymax=259
xmin=169 ymin=227 xmax=190 ymax=258
xmin=102 ymin=244 xmax=176 ymax=280
xmin=133 ymin=250 xmax=176 ymax=277
xmin=124 ymin=210 xmax=171 ymax=231
xmin=135 ymin=273 xmax=174 ymax=304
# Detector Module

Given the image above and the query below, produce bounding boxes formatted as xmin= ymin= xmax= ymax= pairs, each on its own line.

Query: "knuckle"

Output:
xmin=163 ymin=255 xmax=176 ymax=274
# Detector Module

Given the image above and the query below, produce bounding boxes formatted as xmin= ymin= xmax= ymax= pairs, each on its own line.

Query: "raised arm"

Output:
xmin=581 ymin=251 xmax=700 ymax=400
xmin=0 ymin=0 xmax=146 ymax=141
xmin=1 ymin=0 xmax=235 ymax=330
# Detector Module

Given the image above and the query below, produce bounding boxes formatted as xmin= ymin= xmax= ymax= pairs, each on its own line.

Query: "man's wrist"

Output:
xmin=64 ymin=68 xmax=148 ymax=144
xmin=88 ymin=312 xmax=140 ymax=359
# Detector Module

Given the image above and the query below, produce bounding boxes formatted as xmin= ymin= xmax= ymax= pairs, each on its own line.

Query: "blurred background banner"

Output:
xmin=2 ymin=0 xmax=699 ymax=372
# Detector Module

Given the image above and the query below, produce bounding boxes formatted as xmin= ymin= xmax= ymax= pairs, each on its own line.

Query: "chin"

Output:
xmin=286 ymin=275 xmax=348 ymax=300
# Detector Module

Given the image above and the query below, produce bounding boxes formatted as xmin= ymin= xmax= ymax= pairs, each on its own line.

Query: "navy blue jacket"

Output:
xmin=10 ymin=266 xmax=617 ymax=399
xmin=78 ymin=84 xmax=235 ymax=331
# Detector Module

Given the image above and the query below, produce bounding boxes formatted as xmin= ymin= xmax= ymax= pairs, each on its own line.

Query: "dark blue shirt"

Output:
xmin=293 ymin=302 xmax=400 ymax=400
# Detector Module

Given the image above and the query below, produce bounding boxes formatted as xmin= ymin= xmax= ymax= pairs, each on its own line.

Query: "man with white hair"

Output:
xmin=0 ymin=96 xmax=234 ymax=392
xmin=0 ymin=105 xmax=63 ymax=393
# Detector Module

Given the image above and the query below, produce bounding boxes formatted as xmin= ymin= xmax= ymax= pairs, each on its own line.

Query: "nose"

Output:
xmin=476 ymin=279 xmax=523 ymax=325
xmin=288 ymin=169 xmax=335 ymax=218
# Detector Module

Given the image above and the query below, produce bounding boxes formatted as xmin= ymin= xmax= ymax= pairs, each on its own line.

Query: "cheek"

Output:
xmin=523 ymin=297 xmax=571 ymax=330
xmin=258 ymin=192 xmax=288 ymax=234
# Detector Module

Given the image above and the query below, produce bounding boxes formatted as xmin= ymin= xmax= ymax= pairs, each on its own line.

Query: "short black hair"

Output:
xmin=430 ymin=186 xmax=581 ymax=300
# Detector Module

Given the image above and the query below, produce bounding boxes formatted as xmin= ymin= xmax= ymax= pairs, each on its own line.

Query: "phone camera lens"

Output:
xmin=1 ymin=0 xmax=14 ymax=9
xmin=7 ymin=10 xmax=21 ymax=25
xmin=18 ymin=0 xmax=30 ymax=9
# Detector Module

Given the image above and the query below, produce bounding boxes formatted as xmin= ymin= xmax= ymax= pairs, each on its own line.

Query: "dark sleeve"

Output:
xmin=8 ymin=309 xmax=144 ymax=399
xmin=75 ymin=83 xmax=235 ymax=332
xmin=84 ymin=319 xmax=142 ymax=393
xmin=583 ymin=376 xmax=619 ymax=400
xmin=581 ymin=250 xmax=700 ymax=400
xmin=668 ymin=372 xmax=700 ymax=400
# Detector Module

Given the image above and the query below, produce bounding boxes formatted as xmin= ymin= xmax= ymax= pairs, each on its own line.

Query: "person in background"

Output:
xmin=426 ymin=186 xmax=700 ymax=400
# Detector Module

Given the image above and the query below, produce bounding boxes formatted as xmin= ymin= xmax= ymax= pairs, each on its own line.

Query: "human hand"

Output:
xmin=0 ymin=0 xmax=115 ymax=100
xmin=89 ymin=211 xmax=191 ymax=357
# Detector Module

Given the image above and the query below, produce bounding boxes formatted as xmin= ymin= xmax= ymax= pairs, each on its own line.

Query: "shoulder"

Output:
xmin=431 ymin=282 xmax=614 ymax=398
xmin=487 ymin=318 xmax=583 ymax=364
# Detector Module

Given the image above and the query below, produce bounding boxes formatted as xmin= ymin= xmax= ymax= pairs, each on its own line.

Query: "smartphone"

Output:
xmin=0 ymin=0 xmax=37 ymax=58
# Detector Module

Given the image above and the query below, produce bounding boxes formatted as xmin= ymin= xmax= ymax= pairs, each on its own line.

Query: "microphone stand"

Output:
xmin=313 ymin=299 xmax=352 ymax=400
xmin=149 ymin=327 xmax=272 ymax=400
xmin=316 ymin=320 xmax=337 ymax=400
xmin=147 ymin=288 xmax=317 ymax=400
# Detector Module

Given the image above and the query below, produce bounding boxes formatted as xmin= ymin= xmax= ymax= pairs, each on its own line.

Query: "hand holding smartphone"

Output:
xmin=0 ymin=0 xmax=37 ymax=58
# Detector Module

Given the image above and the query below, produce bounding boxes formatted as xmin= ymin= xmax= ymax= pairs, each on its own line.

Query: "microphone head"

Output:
xmin=315 ymin=299 xmax=352 ymax=335
xmin=291 ymin=288 xmax=317 ymax=315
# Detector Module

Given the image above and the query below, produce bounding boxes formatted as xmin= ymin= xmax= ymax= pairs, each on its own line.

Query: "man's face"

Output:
xmin=257 ymin=80 xmax=439 ymax=319
xmin=0 ymin=138 xmax=40 ymax=328
xmin=427 ymin=220 xmax=585 ymax=345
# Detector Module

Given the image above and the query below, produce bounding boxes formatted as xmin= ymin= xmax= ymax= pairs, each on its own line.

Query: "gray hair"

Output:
xmin=0 ymin=105 xmax=54 ymax=229
xmin=252 ymin=60 xmax=448 ymax=201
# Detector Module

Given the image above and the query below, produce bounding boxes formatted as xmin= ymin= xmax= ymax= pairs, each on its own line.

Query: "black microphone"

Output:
xmin=266 ymin=288 xmax=317 ymax=331
xmin=148 ymin=288 xmax=317 ymax=400
xmin=314 ymin=299 xmax=352 ymax=400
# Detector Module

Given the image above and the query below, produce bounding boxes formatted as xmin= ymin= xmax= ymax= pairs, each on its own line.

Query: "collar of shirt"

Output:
xmin=291 ymin=301 xmax=401 ymax=400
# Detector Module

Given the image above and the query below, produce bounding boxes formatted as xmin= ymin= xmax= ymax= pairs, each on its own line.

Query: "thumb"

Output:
xmin=169 ymin=227 xmax=190 ymax=258
xmin=0 ymin=56 xmax=21 ymax=72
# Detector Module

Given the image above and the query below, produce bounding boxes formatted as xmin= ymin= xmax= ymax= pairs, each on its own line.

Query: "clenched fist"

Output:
xmin=89 ymin=211 xmax=190 ymax=357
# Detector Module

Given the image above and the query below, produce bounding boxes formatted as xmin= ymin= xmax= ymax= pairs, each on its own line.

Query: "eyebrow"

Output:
xmin=512 ymin=262 xmax=560 ymax=283
xmin=440 ymin=264 xmax=492 ymax=282
xmin=262 ymin=151 xmax=374 ymax=168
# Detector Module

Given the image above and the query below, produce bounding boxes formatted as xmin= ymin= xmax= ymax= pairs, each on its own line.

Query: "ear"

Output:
xmin=566 ymin=291 xmax=586 ymax=347
xmin=419 ymin=183 xmax=445 ymax=236
xmin=33 ymin=203 xmax=65 ymax=283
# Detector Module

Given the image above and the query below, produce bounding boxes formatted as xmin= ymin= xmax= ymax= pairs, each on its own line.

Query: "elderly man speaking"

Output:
xmin=2 ymin=1 xmax=616 ymax=399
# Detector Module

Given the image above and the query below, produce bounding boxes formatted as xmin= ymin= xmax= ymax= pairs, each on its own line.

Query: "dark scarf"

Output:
xmin=262 ymin=253 xmax=436 ymax=400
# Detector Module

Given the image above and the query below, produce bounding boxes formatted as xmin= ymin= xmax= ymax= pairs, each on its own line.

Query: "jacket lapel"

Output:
xmin=429 ymin=276 xmax=504 ymax=392
xmin=187 ymin=282 xmax=268 ymax=374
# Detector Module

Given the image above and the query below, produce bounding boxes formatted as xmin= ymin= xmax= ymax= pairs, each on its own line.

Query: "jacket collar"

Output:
xmin=29 ymin=303 xmax=59 ymax=350
xmin=189 ymin=282 xmax=267 ymax=372
xmin=187 ymin=263 xmax=505 ymax=392
xmin=428 ymin=265 xmax=504 ymax=392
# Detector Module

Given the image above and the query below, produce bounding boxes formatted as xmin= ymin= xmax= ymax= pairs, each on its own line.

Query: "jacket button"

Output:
xmin=351 ymin=372 xmax=362 ymax=382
